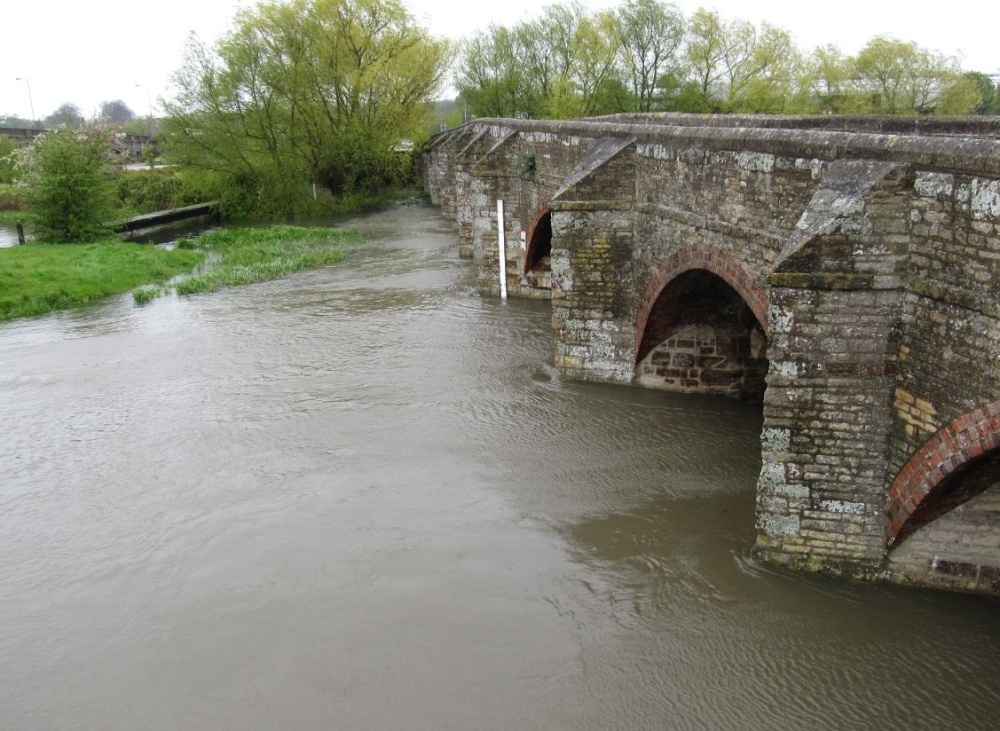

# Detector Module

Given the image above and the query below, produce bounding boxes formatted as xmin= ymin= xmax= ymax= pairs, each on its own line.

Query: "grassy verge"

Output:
xmin=173 ymin=226 xmax=364 ymax=296
xmin=0 ymin=225 xmax=365 ymax=323
xmin=0 ymin=241 xmax=205 ymax=322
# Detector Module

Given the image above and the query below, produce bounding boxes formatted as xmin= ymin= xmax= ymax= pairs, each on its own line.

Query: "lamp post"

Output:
xmin=135 ymin=84 xmax=154 ymax=166
xmin=135 ymin=83 xmax=153 ymax=136
xmin=15 ymin=77 xmax=35 ymax=124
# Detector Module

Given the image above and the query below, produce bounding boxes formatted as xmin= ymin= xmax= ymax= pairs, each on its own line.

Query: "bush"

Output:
xmin=118 ymin=169 xmax=183 ymax=214
xmin=0 ymin=183 xmax=25 ymax=212
xmin=0 ymin=135 xmax=18 ymax=184
xmin=21 ymin=129 xmax=121 ymax=242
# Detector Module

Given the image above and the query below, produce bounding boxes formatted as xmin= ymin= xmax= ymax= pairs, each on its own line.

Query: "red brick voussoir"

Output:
xmin=634 ymin=244 xmax=769 ymax=354
xmin=886 ymin=402 xmax=1000 ymax=548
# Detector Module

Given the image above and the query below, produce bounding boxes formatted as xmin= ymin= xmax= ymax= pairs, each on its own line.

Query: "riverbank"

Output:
xmin=0 ymin=226 xmax=365 ymax=322
xmin=0 ymin=241 xmax=204 ymax=321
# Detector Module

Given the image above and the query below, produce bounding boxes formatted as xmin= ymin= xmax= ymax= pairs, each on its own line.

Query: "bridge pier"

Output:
xmin=424 ymin=114 xmax=1000 ymax=596
xmin=551 ymin=204 xmax=639 ymax=384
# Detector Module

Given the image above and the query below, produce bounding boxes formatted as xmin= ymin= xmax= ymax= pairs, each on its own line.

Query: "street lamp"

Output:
xmin=135 ymin=84 xmax=155 ymax=166
xmin=15 ymin=77 xmax=35 ymax=124
xmin=135 ymin=83 xmax=153 ymax=136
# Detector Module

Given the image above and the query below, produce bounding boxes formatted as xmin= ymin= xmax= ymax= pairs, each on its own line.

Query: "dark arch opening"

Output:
xmin=524 ymin=211 xmax=552 ymax=288
xmin=892 ymin=450 xmax=1000 ymax=548
xmin=886 ymin=403 xmax=1000 ymax=550
xmin=635 ymin=269 xmax=767 ymax=402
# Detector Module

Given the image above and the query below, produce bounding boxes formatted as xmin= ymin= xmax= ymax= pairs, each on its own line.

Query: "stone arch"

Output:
xmin=886 ymin=402 xmax=1000 ymax=548
xmin=635 ymin=245 xmax=769 ymax=360
xmin=634 ymin=246 xmax=769 ymax=400
xmin=523 ymin=203 xmax=553 ymax=276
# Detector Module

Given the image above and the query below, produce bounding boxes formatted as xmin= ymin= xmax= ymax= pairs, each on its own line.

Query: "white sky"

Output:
xmin=2 ymin=1 xmax=997 ymax=121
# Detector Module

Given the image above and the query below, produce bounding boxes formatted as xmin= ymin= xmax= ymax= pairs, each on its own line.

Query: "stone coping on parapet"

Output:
xmin=595 ymin=113 xmax=1000 ymax=138
xmin=432 ymin=116 xmax=1000 ymax=177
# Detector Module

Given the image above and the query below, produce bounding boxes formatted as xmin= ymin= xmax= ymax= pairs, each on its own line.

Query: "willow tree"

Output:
xmin=162 ymin=0 xmax=447 ymax=218
xmin=456 ymin=25 xmax=531 ymax=118
xmin=615 ymin=0 xmax=684 ymax=112
xmin=684 ymin=8 xmax=801 ymax=113
xmin=456 ymin=3 xmax=627 ymax=120
xmin=851 ymin=37 xmax=976 ymax=115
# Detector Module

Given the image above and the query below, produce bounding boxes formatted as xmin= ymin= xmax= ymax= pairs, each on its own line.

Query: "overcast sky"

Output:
xmin=2 ymin=0 xmax=997 ymax=121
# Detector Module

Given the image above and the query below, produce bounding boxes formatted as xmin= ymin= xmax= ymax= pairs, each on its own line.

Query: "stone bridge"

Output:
xmin=423 ymin=113 xmax=1000 ymax=596
xmin=0 ymin=127 xmax=155 ymax=161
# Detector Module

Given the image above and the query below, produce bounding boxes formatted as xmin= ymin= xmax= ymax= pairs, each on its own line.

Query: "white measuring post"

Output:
xmin=496 ymin=199 xmax=508 ymax=300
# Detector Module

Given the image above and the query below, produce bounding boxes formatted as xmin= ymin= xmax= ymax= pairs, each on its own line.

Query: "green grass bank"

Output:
xmin=0 ymin=241 xmax=204 ymax=321
xmin=0 ymin=226 xmax=365 ymax=323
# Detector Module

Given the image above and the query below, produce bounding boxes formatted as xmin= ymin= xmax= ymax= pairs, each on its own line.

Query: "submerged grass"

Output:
xmin=173 ymin=225 xmax=364 ymax=296
xmin=0 ymin=241 xmax=204 ymax=321
xmin=132 ymin=285 xmax=162 ymax=305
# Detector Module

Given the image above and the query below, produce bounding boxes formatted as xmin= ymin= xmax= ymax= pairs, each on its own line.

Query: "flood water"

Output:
xmin=0 ymin=224 xmax=22 ymax=247
xmin=1 ymin=205 xmax=998 ymax=730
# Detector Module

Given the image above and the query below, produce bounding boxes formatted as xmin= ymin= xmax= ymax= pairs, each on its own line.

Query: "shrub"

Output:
xmin=0 ymin=183 xmax=25 ymax=212
xmin=0 ymin=136 xmax=18 ymax=184
xmin=118 ymin=169 xmax=183 ymax=214
xmin=21 ymin=128 xmax=121 ymax=242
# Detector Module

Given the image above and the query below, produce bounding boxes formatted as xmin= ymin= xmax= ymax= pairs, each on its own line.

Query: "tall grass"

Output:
xmin=173 ymin=226 xmax=364 ymax=295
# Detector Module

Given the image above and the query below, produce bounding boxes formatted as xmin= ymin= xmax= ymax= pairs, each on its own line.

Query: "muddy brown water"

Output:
xmin=1 ymin=205 xmax=998 ymax=730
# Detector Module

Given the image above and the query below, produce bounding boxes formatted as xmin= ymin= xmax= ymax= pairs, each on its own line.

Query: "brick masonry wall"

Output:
xmin=888 ymin=485 xmax=1000 ymax=593
xmin=636 ymin=323 xmax=767 ymax=398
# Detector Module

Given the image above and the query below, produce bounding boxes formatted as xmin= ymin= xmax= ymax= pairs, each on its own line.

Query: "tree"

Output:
xmin=456 ymin=25 xmax=528 ymax=118
xmin=615 ymin=0 xmax=684 ymax=112
xmin=163 ymin=0 xmax=447 ymax=218
xmin=569 ymin=10 xmax=626 ymax=116
xmin=98 ymin=100 xmax=136 ymax=125
xmin=851 ymin=37 xmax=973 ymax=115
xmin=0 ymin=115 xmax=35 ymax=129
xmin=726 ymin=23 xmax=800 ymax=112
xmin=453 ymin=5 xmax=986 ymax=120
xmin=684 ymin=8 xmax=728 ymax=108
xmin=684 ymin=9 xmax=799 ymax=113
xmin=44 ymin=102 xmax=86 ymax=129
xmin=18 ymin=128 xmax=120 ymax=242
xmin=803 ymin=45 xmax=873 ymax=113
xmin=964 ymin=71 xmax=998 ymax=114
xmin=518 ymin=3 xmax=587 ymax=118
xmin=455 ymin=3 xmax=632 ymax=119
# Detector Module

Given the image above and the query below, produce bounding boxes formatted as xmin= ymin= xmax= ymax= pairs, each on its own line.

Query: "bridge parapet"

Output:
xmin=0 ymin=127 xmax=155 ymax=161
xmin=424 ymin=114 xmax=1000 ymax=595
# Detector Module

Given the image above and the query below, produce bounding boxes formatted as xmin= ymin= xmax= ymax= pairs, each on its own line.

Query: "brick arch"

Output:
xmin=886 ymin=402 xmax=1000 ymax=548
xmin=523 ymin=199 xmax=553 ymax=274
xmin=634 ymin=245 xmax=769 ymax=358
